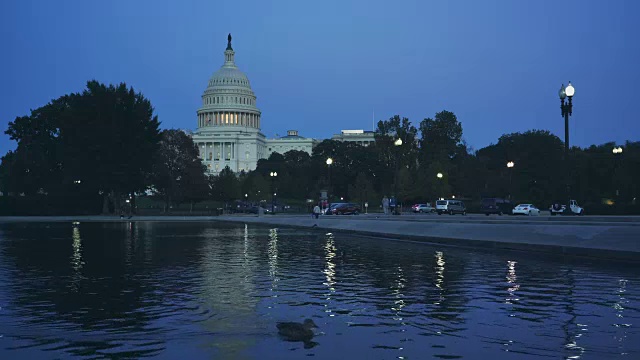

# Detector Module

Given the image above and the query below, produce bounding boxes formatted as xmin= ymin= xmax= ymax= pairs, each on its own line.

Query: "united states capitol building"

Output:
xmin=190 ymin=35 xmax=375 ymax=174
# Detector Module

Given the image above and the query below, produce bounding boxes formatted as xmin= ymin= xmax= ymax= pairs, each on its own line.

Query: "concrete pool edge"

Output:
xmin=1 ymin=215 xmax=638 ymax=262
xmin=210 ymin=216 xmax=640 ymax=262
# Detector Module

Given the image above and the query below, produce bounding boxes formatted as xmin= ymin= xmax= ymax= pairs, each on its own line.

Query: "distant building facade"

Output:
xmin=191 ymin=35 xmax=369 ymax=174
xmin=331 ymin=129 xmax=376 ymax=146
xmin=266 ymin=130 xmax=317 ymax=158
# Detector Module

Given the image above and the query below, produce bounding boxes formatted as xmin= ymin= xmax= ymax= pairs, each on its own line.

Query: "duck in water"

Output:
xmin=276 ymin=319 xmax=319 ymax=348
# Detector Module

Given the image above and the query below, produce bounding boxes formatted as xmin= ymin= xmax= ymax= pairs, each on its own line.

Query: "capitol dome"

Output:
xmin=197 ymin=34 xmax=261 ymax=130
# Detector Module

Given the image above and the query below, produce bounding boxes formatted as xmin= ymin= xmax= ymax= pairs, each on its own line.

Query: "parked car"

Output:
xmin=481 ymin=198 xmax=514 ymax=216
xmin=323 ymin=203 xmax=344 ymax=215
xmin=550 ymin=200 xmax=584 ymax=215
xmin=512 ymin=204 xmax=541 ymax=216
xmin=412 ymin=203 xmax=435 ymax=213
xmin=331 ymin=203 xmax=361 ymax=215
xmin=435 ymin=199 xmax=466 ymax=215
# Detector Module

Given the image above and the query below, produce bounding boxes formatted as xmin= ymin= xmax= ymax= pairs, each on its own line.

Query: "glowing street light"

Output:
xmin=270 ymin=172 xmax=278 ymax=213
xmin=507 ymin=161 xmax=515 ymax=200
xmin=326 ymin=157 xmax=333 ymax=204
xmin=393 ymin=138 xmax=403 ymax=215
xmin=559 ymin=81 xmax=576 ymax=210
xmin=613 ymin=146 xmax=623 ymax=198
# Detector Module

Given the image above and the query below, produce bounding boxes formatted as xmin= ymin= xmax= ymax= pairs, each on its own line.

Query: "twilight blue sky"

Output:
xmin=1 ymin=0 xmax=639 ymax=156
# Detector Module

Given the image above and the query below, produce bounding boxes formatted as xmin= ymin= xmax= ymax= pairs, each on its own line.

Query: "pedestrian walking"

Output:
xmin=382 ymin=196 xmax=389 ymax=215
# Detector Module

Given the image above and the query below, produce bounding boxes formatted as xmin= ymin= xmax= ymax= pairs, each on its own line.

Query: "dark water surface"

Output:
xmin=0 ymin=221 xmax=638 ymax=359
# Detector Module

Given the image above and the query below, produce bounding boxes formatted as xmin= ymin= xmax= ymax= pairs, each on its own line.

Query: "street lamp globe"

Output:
xmin=270 ymin=171 xmax=278 ymax=177
xmin=437 ymin=172 xmax=443 ymax=179
xmin=565 ymin=81 xmax=575 ymax=97
xmin=394 ymin=138 xmax=403 ymax=146
xmin=558 ymin=84 xmax=566 ymax=100
xmin=507 ymin=161 xmax=515 ymax=168
xmin=326 ymin=158 xmax=333 ymax=165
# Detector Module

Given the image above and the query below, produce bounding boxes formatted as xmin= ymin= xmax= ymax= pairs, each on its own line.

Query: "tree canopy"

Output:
xmin=2 ymin=91 xmax=638 ymax=215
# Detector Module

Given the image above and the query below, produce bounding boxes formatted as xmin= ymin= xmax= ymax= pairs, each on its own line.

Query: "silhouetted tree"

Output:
xmin=151 ymin=129 xmax=208 ymax=212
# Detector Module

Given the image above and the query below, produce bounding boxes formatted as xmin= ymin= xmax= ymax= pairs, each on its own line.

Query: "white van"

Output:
xmin=436 ymin=199 xmax=466 ymax=215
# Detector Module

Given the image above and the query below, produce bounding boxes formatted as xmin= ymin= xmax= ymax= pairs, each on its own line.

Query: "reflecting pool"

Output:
xmin=0 ymin=221 xmax=638 ymax=359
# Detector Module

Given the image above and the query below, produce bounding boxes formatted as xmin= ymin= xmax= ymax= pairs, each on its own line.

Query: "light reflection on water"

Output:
xmin=0 ymin=221 xmax=638 ymax=359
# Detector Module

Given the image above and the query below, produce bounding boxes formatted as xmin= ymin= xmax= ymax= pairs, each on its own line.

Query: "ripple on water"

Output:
xmin=0 ymin=222 xmax=638 ymax=359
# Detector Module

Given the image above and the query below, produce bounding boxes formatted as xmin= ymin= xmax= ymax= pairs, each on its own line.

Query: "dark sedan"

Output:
xmin=331 ymin=203 xmax=361 ymax=215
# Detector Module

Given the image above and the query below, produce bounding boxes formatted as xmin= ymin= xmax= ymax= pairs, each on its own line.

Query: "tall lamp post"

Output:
xmin=326 ymin=157 xmax=333 ymax=208
xmin=436 ymin=172 xmax=443 ymax=200
xmin=269 ymin=171 xmax=278 ymax=213
xmin=507 ymin=161 xmax=515 ymax=200
xmin=559 ymin=81 xmax=575 ymax=210
xmin=394 ymin=138 xmax=403 ymax=214
xmin=613 ymin=146 xmax=623 ymax=199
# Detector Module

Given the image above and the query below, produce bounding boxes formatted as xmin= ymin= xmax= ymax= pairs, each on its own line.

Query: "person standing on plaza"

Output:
xmin=382 ymin=196 xmax=389 ymax=215
xmin=313 ymin=204 xmax=321 ymax=219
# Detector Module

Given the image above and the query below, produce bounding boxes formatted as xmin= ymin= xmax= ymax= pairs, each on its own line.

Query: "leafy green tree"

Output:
xmin=59 ymin=81 xmax=161 ymax=213
xmin=374 ymin=115 xmax=418 ymax=198
xmin=2 ymin=81 xmax=160 ymax=214
xmin=151 ymin=129 xmax=207 ymax=212
xmin=210 ymin=166 xmax=240 ymax=204
xmin=417 ymin=110 xmax=463 ymax=194
xmin=419 ymin=110 xmax=463 ymax=161
xmin=3 ymin=99 xmax=67 ymax=196
xmin=348 ymin=172 xmax=378 ymax=209
xmin=240 ymin=171 xmax=270 ymax=202
xmin=476 ymin=130 xmax=564 ymax=205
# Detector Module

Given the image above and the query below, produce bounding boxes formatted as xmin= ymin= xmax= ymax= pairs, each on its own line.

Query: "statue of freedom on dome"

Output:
xmin=226 ymin=33 xmax=233 ymax=50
